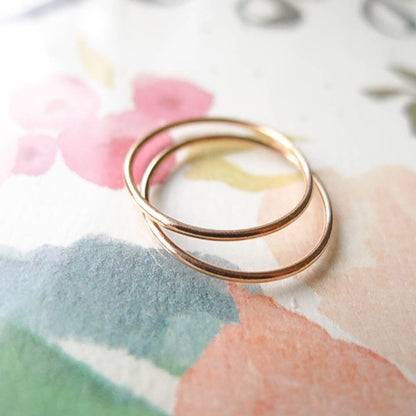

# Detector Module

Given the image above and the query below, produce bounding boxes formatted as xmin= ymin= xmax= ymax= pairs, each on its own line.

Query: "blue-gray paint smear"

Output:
xmin=0 ymin=236 xmax=253 ymax=375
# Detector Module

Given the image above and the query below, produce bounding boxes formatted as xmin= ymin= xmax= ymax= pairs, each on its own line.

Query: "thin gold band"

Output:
xmin=140 ymin=135 xmax=333 ymax=283
xmin=124 ymin=117 xmax=313 ymax=241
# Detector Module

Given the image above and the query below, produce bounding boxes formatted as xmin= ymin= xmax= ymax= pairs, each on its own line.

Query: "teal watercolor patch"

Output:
xmin=0 ymin=236 xmax=246 ymax=375
xmin=0 ymin=320 xmax=166 ymax=416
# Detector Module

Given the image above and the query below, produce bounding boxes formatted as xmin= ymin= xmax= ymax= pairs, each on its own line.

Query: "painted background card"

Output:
xmin=0 ymin=0 xmax=415 ymax=415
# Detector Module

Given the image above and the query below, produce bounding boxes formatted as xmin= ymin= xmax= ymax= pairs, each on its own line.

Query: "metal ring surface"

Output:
xmin=140 ymin=135 xmax=333 ymax=283
xmin=124 ymin=117 xmax=313 ymax=241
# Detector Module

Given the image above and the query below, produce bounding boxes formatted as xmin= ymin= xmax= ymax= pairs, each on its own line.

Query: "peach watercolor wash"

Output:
xmin=257 ymin=166 xmax=416 ymax=376
xmin=176 ymin=284 xmax=416 ymax=416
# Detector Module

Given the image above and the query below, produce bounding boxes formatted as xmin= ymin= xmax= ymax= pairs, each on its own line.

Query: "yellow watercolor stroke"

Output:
xmin=185 ymin=157 xmax=301 ymax=192
xmin=183 ymin=140 xmax=302 ymax=192
xmin=78 ymin=38 xmax=114 ymax=88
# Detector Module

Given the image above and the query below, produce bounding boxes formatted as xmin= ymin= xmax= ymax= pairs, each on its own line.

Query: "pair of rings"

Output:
xmin=124 ymin=118 xmax=333 ymax=283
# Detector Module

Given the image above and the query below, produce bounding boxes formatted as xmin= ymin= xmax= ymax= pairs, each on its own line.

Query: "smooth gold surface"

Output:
xmin=124 ymin=117 xmax=313 ymax=241
xmin=139 ymin=135 xmax=333 ymax=283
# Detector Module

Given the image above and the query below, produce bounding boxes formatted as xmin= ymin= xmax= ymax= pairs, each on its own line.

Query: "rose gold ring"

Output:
xmin=140 ymin=134 xmax=333 ymax=283
xmin=124 ymin=117 xmax=313 ymax=241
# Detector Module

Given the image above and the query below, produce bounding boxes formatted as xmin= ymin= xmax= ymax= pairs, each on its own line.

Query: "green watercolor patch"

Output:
xmin=0 ymin=237 xmax=250 ymax=376
xmin=0 ymin=321 xmax=166 ymax=416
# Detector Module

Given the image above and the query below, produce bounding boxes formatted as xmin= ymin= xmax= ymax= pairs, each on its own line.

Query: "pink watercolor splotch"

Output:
xmin=10 ymin=76 xmax=100 ymax=130
xmin=12 ymin=134 xmax=58 ymax=176
xmin=58 ymin=111 xmax=173 ymax=189
xmin=133 ymin=75 xmax=214 ymax=123
xmin=7 ymin=74 xmax=214 ymax=189
xmin=176 ymin=284 xmax=416 ymax=416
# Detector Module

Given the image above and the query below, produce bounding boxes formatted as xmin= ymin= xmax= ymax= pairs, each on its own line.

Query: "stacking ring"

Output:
xmin=139 ymin=135 xmax=333 ymax=283
xmin=124 ymin=118 xmax=313 ymax=241
xmin=124 ymin=118 xmax=333 ymax=283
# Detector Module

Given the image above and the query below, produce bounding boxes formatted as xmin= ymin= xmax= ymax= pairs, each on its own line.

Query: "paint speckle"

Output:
xmin=291 ymin=296 xmax=298 ymax=309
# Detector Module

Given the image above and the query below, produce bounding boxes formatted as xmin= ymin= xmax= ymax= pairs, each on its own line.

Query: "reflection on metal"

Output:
xmin=236 ymin=0 xmax=301 ymax=27
xmin=363 ymin=0 xmax=416 ymax=37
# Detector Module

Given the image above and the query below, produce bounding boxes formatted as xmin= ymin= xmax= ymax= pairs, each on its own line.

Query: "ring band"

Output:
xmin=140 ymin=135 xmax=333 ymax=283
xmin=124 ymin=117 xmax=313 ymax=241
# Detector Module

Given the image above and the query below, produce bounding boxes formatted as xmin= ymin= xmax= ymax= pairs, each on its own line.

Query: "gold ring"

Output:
xmin=124 ymin=117 xmax=313 ymax=241
xmin=140 ymin=134 xmax=333 ymax=283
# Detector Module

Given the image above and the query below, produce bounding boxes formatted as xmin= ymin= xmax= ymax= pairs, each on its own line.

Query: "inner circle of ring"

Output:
xmin=124 ymin=117 xmax=313 ymax=241
xmin=141 ymin=135 xmax=333 ymax=283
